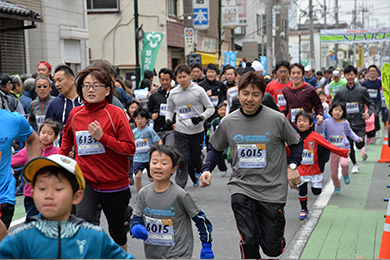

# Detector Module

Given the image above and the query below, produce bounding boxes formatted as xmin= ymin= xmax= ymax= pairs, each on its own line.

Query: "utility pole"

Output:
xmin=335 ymin=0 xmax=339 ymax=68
xmin=134 ymin=0 xmax=140 ymax=89
xmin=323 ymin=0 xmax=327 ymax=29
xmin=309 ymin=0 xmax=315 ymax=68
xmin=266 ymin=0 xmax=273 ymax=74
xmin=218 ymin=0 xmax=222 ymax=70
xmin=352 ymin=0 xmax=357 ymax=67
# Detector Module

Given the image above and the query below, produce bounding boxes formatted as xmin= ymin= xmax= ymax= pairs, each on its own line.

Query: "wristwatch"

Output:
xmin=288 ymin=163 xmax=298 ymax=170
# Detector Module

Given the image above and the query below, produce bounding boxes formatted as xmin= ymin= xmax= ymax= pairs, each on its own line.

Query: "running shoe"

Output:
xmin=362 ymin=154 xmax=368 ymax=161
xmin=343 ymin=175 xmax=350 ymax=185
xmin=333 ymin=187 xmax=341 ymax=194
xmin=351 ymin=164 xmax=359 ymax=174
xmin=193 ymin=178 xmax=200 ymax=187
xmin=298 ymin=209 xmax=309 ymax=220
xmin=220 ymin=171 xmax=227 ymax=177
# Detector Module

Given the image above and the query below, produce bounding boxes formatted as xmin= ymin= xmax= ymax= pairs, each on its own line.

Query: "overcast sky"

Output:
xmin=296 ymin=0 xmax=390 ymax=28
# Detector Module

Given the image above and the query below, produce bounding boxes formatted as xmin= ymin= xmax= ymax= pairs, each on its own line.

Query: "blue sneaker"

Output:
xmin=333 ymin=187 xmax=341 ymax=194
xmin=343 ymin=175 xmax=350 ymax=185
xmin=298 ymin=209 xmax=309 ymax=220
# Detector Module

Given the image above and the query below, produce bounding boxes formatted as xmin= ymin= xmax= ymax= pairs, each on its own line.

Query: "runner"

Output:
xmin=283 ymin=63 xmax=324 ymax=129
xmin=166 ymin=64 xmax=214 ymax=189
xmin=199 ymin=71 xmax=303 ymax=259
xmin=265 ymin=60 xmax=291 ymax=112
xmin=332 ymin=65 xmax=375 ymax=174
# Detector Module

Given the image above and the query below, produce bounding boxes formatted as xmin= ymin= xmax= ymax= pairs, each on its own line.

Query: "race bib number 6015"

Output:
xmin=237 ymin=144 xmax=266 ymax=168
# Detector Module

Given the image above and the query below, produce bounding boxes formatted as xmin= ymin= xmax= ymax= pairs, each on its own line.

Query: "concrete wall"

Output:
xmin=28 ymin=0 xmax=89 ymax=74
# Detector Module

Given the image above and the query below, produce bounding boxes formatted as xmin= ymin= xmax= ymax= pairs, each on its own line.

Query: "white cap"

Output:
xmin=304 ymin=65 xmax=312 ymax=72
xmin=251 ymin=60 xmax=263 ymax=72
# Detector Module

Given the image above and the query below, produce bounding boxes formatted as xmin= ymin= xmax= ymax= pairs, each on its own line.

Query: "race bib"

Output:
xmin=76 ymin=131 xmax=105 ymax=156
xmin=130 ymin=122 xmax=136 ymax=130
xmin=210 ymin=96 xmax=219 ymax=107
xmin=237 ymin=144 xmax=266 ymax=168
xmin=301 ymin=149 xmax=314 ymax=165
xmin=228 ymin=87 xmax=238 ymax=103
xmin=36 ymin=115 xmax=45 ymax=131
xmin=159 ymin=104 xmax=167 ymax=116
xmin=277 ymin=94 xmax=286 ymax=106
xmin=367 ymin=89 xmax=378 ymax=99
xmin=178 ymin=105 xmax=195 ymax=119
xmin=144 ymin=216 xmax=174 ymax=246
xmin=291 ymin=108 xmax=302 ymax=123
xmin=346 ymin=102 xmax=359 ymax=114
xmin=329 ymin=135 xmax=344 ymax=147
xmin=135 ymin=138 xmax=150 ymax=153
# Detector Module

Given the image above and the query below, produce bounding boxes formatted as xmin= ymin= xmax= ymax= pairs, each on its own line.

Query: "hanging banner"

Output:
xmin=320 ymin=28 xmax=390 ymax=43
xmin=382 ymin=63 xmax=390 ymax=110
xmin=224 ymin=51 xmax=237 ymax=67
xmin=141 ymin=32 xmax=164 ymax=80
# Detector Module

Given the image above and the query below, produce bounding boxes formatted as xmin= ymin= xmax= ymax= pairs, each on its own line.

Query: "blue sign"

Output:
xmin=224 ymin=51 xmax=237 ymax=67
xmin=194 ymin=8 xmax=209 ymax=26
xmin=260 ymin=56 xmax=267 ymax=75
xmin=330 ymin=54 xmax=336 ymax=61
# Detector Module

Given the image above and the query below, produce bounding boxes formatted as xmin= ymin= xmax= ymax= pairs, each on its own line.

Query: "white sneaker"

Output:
xmin=351 ymin=164 xmax=360 ymax=174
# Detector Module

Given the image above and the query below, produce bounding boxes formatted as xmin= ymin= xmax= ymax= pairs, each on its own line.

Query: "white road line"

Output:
xmin=10 ymin=216 xmax=25 ymax=228
xmin=283 ymin=169 xmax=342 ymax=259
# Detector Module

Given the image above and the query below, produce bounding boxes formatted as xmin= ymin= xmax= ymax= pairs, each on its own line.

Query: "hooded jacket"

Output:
xmin=0 ymin=215 xmax=134 ymax=259
xmin=45 ymin=93 xmax=83 ymax=126
xmin=28 ymin=95 xmax=54 ymax=131
xmin=59 ymin=99 xmax=135 ymax=191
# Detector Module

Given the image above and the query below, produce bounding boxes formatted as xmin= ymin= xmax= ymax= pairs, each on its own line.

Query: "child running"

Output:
xmin=0 ymin=154 xmax=134 ymax=259
xmin=11 ymin=119 xmax=61 ymax=220
xmin=130 ymin=145 xmax=214 ymax=259
xmin=133 ymin=108 xmax=162 ymax=192
xmin=126 ymin=99 xmax=140 ymax=131
xmin=296 ymin=111 xmax=350 ymax=220
xmin=315 ymin=102 xmax=362 ymax=194
xmin=207 ymin=103 xmax=229 ymax=177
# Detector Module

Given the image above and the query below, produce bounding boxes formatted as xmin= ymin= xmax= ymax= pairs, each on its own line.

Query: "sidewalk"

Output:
xmin=301 ymin=134 xmax=389 ymax=259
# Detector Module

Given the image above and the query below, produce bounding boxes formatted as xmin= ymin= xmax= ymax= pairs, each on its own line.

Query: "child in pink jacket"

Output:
xmin=11 ymin=119 xmax=61 ymax=220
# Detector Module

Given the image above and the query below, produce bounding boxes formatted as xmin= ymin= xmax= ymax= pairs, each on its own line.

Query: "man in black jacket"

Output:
xmin=333 ymin=65 xmax=375 ymax=173
xmin=148 ymin=68 xmax=175 ymax=146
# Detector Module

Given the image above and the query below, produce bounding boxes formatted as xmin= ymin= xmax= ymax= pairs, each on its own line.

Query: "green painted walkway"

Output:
xmin=301 ymin=137 xmax=389 ymax=259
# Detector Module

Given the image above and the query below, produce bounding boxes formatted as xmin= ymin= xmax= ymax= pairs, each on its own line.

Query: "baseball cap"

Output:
xmin=0 ymin=74 xmax=12 ymax=86
xmin=251 ymin=60 xmax=263 ymax=72
xmin=24 ymin=154 xmax=85 ymax=190
xmin=332 ymin=70 xmax=341 ymax=77
xmin=304 ymin=65 xmax=312 ymax=72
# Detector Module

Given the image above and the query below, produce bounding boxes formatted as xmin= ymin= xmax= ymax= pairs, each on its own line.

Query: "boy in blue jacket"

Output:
xmin=0 ymin=154 xmax=134 ymax=259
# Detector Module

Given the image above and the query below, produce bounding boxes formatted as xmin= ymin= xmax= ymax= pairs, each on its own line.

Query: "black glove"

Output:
xmin=191 ymin=116 xmax=203 ymax=125
xmin=166 ymin=119 xmax=173 ymax=127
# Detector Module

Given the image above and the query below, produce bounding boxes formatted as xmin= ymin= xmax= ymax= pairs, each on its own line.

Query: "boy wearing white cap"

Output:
xmin=0 ymin=154 xmax=135 ymax=259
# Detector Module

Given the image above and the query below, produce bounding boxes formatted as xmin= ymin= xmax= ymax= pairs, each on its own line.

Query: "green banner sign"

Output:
xmin=141 ymin=32 xmax=164 ymax=81
xmin=320 ymin=28 xmax=390 ymax=43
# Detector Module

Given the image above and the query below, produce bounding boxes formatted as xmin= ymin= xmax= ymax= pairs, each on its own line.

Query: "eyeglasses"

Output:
xmin=36 ymin=85 xmax=49 ymax=89
xmin=81 ymin=84 xmax=106 ymax=90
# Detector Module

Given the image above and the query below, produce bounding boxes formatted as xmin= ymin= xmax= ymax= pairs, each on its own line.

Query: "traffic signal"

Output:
xmin=186 ymin=53 xmax=202 ymax=67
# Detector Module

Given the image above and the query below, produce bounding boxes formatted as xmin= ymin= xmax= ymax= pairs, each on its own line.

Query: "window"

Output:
xmin=87 ymin=0 xmax=119 ymax=12
xmin=168 ymin=0 xmax=177 ymax=17
xmin=234 ymin=26 xmax=246 ymax=36
xmin=256 ymin=14 xmax=261 ymax=35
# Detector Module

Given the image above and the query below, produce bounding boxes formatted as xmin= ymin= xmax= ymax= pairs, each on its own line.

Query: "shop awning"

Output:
xmin=195 ymin=51 xmax=242 ymax=68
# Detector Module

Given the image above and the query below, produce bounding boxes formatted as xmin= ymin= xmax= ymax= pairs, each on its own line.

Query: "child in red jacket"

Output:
xmin=295 ymin=111 xmax=350 ymax=220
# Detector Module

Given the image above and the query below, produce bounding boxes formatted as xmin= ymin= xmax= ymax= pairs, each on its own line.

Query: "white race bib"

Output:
xmin=159 ymin=104 xmax=167 ymax=116
xmin=291 ymin=108 xmax=302 ymax=123
xmin=144 ymin=216 xmax=174 ymax=246
xmin=210 ymin=96 xmax=219 ymax=107
xmin=277 ymin=94 xmax=286 ymax=106
xmin=301 ymin=149 xmax=314 ymax=165
xmin=346 ymin=102 xmax=359 ymax=114
xmin=76 ymin=131 xmax=105 ymax=156
xmin=178 ymin=105 xmax=195 ymax=119
xmin=367 ymin=89 xmax=378 ymax=99
xmin=237 ymin=144 xmax=266 ymax=168
xmin=329 ymin=135 xmax=344 ymax=147
xmin=36 ymin=115 xmax=45 ymax=131
xmin=135 ymin=138 xmax=150 ymax=153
